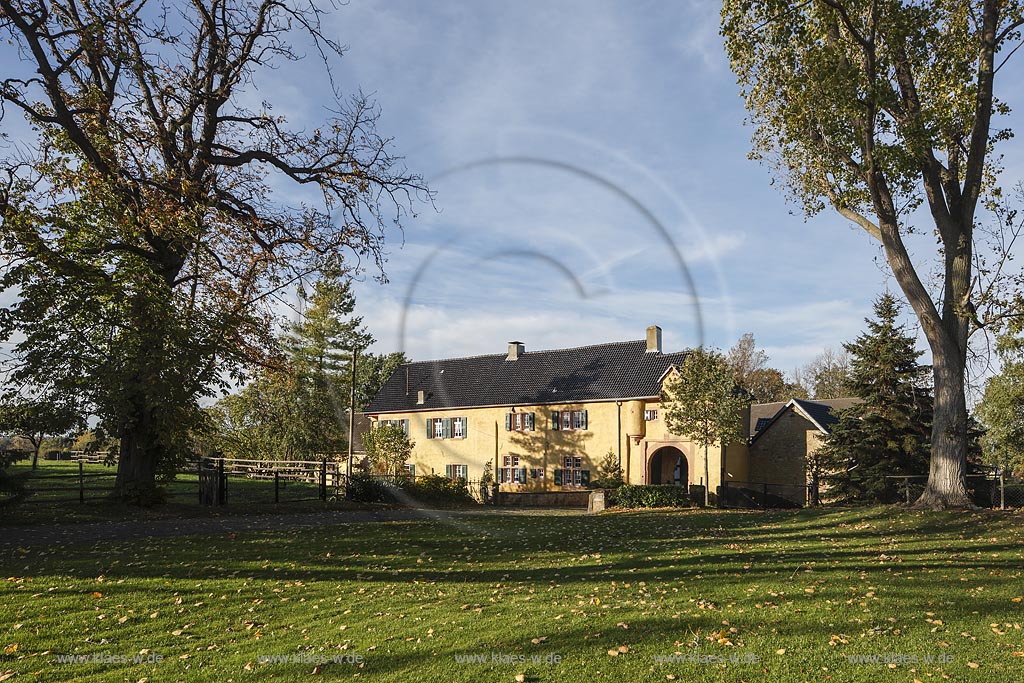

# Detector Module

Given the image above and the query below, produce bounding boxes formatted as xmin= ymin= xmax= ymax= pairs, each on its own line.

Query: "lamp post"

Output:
xmin=346 ymin=345 xmax=359 ymax=480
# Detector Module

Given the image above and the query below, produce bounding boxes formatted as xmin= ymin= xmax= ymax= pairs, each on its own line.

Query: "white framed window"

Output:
xmin=506 ymin=412 xmax=535 ymax=432
xmin=552 ymin=410 xmax=588 ymax=431
xmin=427 ymin=416 xmax=468 ymax=440
xmin=500 ymin=455 xmax=522 ymax=484
xmin=404 ymin=463 xmax=415 ymax=478
xmin=557 ymin=456 xmax=589 ymax=487
xmin=381 ymin=419 xmax=409 ymax=435
xmin=644 ymin=409 xmax=658 ymax=421
xmin=446 ymin=464 xmax=467 ymax=480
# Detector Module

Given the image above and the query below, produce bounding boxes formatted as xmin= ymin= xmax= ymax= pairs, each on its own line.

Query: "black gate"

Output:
xmin=199 ymin=458 xmax=226 ymax=505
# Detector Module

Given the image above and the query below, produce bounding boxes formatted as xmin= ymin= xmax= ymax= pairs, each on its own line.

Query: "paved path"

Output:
xmin=0 ymin=507 xmax=582 ymax=549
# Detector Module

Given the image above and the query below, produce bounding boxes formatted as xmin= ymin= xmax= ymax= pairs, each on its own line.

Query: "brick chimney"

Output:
xmin=646 ymin=325 xmax=662 ymax=353
xmin=507 ymin=341 xmax=525 ymax=361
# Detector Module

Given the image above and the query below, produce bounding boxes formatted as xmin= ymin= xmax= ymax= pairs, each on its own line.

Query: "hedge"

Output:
xmin=613 ymin=484 xmax=692 ymax=509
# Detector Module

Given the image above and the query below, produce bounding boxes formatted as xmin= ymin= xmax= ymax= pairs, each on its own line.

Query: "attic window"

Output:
xmin=754 ymin=417 xmax=772 ymax=433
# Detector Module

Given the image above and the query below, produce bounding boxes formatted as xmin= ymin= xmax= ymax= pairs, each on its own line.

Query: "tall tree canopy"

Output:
xmin=722 ymin=0 xmax=1024 ymax=508
xmin=803 ymin=349 xmax=853 ymax=400
xmin=210 ymin=276 xmax=405 ymax=461
xmin=0 ymin=394 xmax=81 ymax=470
xmin=727 ymin=332 xmax=805 ymax=402
xmin=818 ymin=294 xmax=932 ymax=502
xmin=977 ymin=320 xmax=1024 ymax=474
xmin=0 ymin=1 xmax=426 ymax=501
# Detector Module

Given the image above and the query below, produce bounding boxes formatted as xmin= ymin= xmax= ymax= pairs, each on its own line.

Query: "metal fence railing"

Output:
xmin=884 ymin=474 xmax=1024 ymax=509
xmin=3 ymin=461 xmax=116 ymax=504
xmin=198 ymin=457 xmax=347 ymax=505
xmin=720 ymin=480 xmax=808 ymax=509
xmin=720 ymin=475 xmax=1024 ymax=510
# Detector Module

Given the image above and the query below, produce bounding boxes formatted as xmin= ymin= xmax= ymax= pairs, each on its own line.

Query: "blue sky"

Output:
xmin=305 ymin=0 xmax=969 ymax=374
xmin=2 ymin=0 xmax=1021 ymax=380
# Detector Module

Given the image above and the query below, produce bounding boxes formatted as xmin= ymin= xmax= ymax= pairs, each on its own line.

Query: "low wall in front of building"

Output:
xmin=495 ymin=490 xmax=591 ymax=508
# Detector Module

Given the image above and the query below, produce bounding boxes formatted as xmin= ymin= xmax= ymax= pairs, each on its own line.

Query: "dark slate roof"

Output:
xmin=365 ymin=340 xmax=689 ymax=413
xmin=749 ymin=402 xmax=787 ymax=435
xmin=750 ymin=397 xmax=861 ymax=440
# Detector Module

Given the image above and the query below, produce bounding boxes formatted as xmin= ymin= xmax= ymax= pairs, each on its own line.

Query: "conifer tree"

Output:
xmin=819 ymin=294 xmax=932 ymax=503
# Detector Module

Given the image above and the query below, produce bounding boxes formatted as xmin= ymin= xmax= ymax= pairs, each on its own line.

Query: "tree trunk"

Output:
xmin=703 ymin=443 xmax=710 ymax=506
xmin=913 ymin=346 xmax=972 ymax=509
xmin=113 ymin=405 xmax=160 ymax=504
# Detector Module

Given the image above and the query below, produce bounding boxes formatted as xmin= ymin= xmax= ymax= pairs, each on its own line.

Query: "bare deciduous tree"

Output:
xmin=0 ymin=1 xmax=427 ymax=501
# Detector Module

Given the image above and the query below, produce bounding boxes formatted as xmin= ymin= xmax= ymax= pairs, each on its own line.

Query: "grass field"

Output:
xmin=2 ymin=506 xmax=1023 ymax=681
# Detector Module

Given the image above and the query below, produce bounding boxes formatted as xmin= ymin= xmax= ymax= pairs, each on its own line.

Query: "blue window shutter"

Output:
xmin=443 ymin=417 xmax=450 ymax=439
xmin=582 ymin=410 xmax=588 ymax=430
xmin=528 ymin=412 xmax=535 ymax=431
xmin=446 ymin=464 xmax=452 ymax=479
xmin=520 ymin=467 xmax=527 ymax=482
xmin=553 ymin=469 xmax=562 ymax=486
xmin=403 ymin=419 xmax=409 ymax=435
xmin=426 ymin=418 xmax=432 ymax=438
xmin=581 ymin=470 xmax=591 ymax=486
xmin=551 ymin=411 xmax=559 ymax=430
xmin=505 ymin=413 xmax=512 ymax=431
xmin=462 ymin=416 xmax=468 ymax=439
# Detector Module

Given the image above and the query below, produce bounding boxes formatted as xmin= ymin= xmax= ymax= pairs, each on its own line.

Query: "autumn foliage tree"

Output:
xmin=363 ymin=423 xmax=414 ymax=477
xmin=662 ymin=347 xmax=750 ymax=505
xmin=722 ymin=0 xmax=1024 ymax=508
xmin=0 ymin=1 xmax=426 ymax=502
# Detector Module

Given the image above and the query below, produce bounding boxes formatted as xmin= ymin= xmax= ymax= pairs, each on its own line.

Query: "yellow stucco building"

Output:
xmin=364 ymin=326 xmax=750 ymax=498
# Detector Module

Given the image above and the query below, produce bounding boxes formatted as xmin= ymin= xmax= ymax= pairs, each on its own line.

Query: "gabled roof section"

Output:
xmin=750 ymin=397 xmax=860 ymax=441
xmin=365 ymin=339 xmax=690 ymax=413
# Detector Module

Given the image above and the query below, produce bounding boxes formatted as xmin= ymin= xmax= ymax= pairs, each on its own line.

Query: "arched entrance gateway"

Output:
xmin=647 ymin=446 xmax=688 ymax=485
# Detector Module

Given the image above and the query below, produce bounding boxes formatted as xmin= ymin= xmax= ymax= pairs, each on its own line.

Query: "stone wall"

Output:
xmin=495 ymin=490 xmax=591 ymax=508
xmin=749 ymin=409 xmax=817 ymax=492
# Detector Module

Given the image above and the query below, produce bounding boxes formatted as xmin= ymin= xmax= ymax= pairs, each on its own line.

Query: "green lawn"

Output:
xmin=2 ymin=507 xmax=1023 ymax=681
xmin=2 ymin=459 xmax=353 ymax=526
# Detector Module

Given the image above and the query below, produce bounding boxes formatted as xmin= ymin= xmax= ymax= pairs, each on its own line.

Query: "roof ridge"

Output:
xmin=399 ymin=338 xmax=688 ymax=366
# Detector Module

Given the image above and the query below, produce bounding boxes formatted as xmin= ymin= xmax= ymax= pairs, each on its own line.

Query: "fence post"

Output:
xmin=198 ymin=459 xmax=203 ymax=505
xmin=79 ymin=460 xmax=84 ymax=503
xmin=218 ymin=458 xmax=226 ymax=505
xmin=905 ymin=476 xmax=911 ymax=505
xmin=320 ymin=458 xmax=327 ymax=501
xmin=1000 ymin=468 xmax=1006 ymax=510
xmin=275 ymin=470 xmax=279 ymax=504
